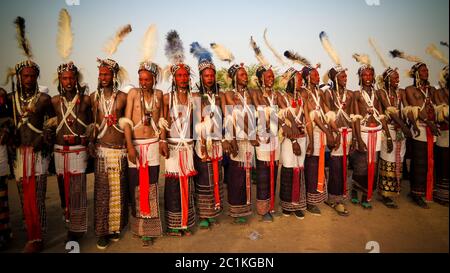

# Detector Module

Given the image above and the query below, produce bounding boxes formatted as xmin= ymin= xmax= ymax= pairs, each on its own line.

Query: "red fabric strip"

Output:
xmin=269 ymin=150 xmax=275 ymax=212
xmin=342 ymin=129 xmax=348 ymax=197
xmin=22 ymin=148 xmax=41 ymax=241
xmin=367 ymin=130 xmax=377 ymax=201
xmin=179 ymin=150 xmax=189 ymax=228
xmin=425 ymin=127 xmax=434 ymax=201
xmin=139 ymin=145 xmax=151 ymax=217
xmin=212 ymin=158 xmax=221 ymax=209
xmin=317 ymin=132 xmax=325 ymax=193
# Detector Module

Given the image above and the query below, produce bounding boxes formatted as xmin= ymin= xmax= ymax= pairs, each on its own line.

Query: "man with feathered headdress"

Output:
xmin=221 ymin=60 xmax=256 ymax=225
xmin=427 ymin=43 xmax=449 ymax=206
xmin=48 ymin=9 xmax=92 ymax=244
xmin=248 ymin=36 xmax=283 ymax=222
xmin=277 ymin=67 xmax=309 ymax=219
xmin=89 ymin=24 xmax=131 ymax=249
xmin=120 ymin=24 xmax=164 ymax=247
xmin=288 ymin=52 xmax=335 ymax=216
xmin=367 ymin=39 xmax=412 ymax=209
xmin=319 ymin=32 xmax=355 ymax=216
xmin=0 ymin=87 xmax=14 ymax=250
xmin=351 ymin=54 xmax=390 ymax=209
xmin=391 ymin=49 xmax=440 ymax=208
xmin=160 ymin=30 xmax=197 ymax=236
xmin=5 ymin=17 xmax=56 ymax=253
xmin=189 ymin=41 xmax=225 ymax=229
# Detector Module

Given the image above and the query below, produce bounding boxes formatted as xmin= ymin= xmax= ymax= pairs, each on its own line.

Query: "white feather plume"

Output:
xmin=103 ymin=24 xmax=132 ymax=56
xmin=250 ymin=36 xmax=270 ymax=67
xmin=426 ymin=43 xmax=449 ymax=65
xmin=352 ymin=53 xmax=371 ymax=66
xmin=263 ymin=28 xmax=286 ymax=65
xmin=319 ymin=31 xmax=341 ymax=66
xmin=368 ymin=37 xmax=389 ymax=69
xmin=141 ymin=24 xmax=158 ymax=63
xmin=210 ymin=43 xmax=234 ymax=63
xmin=57 ymin=9 xmax=73 ymax=61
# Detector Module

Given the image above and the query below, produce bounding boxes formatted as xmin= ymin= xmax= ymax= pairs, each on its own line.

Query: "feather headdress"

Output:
xmin=263 ymin=28 xmax=286 ymax=66
xmin=190 ymin=42 xmax=215 ymax=72
xmin=7 ymin=16 xmax=40 ymax=87
xmin=389 ymin=49 xmax=422 ymax=63
xmin=165 ymin=30 xmax=185 ymax=65
xmin=14 ymin=16 xmax=33 ymax=59
xmin=141 ymin=24 xmax=158 ymax=63
xmin=352 ymin=53 xmax=371 ymax=66
xmin=210 ymin=43 xmax=234 ymax=63
xmin=283 ymin=50 xmax=311 ymax=67
xmin=103 ymin=24 xmax=132 ymax=56
xmin=319 ymin=31 xmax=341 ymax=66
xmin=250 ymin=36 xmax=270 ymax=67
xmin=138 ymin=24 xmax=161 ymax=84
xmin=368 ymin=37 xmax=389 ymax=69
xmin=57 ymin=9 xmax=73 ymax=61
xmin=426 ymin=43 xmax=448 ymax=65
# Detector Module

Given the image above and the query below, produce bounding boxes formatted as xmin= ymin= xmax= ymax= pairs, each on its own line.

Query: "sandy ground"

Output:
xmin=1 ymin=165 xmax=448 ymax=253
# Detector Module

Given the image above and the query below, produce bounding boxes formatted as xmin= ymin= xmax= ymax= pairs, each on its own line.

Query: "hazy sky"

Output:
xmin=0 ymin=0 xmax=448 ymax=95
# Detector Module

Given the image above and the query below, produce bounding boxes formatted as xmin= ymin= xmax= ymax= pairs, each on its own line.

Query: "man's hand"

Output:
xmin=401 ymin=125 xmax=413 ymax=138
xmin=357 ymin=139 xmax=367 ymax=152
xmin=128 ymin=147 xmax=138 ymax=165
xmin=159 ymin=141 xmax=169 ymax=159
xmin=306 ymin=141 xmax=314 ymax=155
xmin=292 ymin=140 xmax=302 ymax=156
xmin=231 ymin=139 xmax=239 ymax=157
xmin=222 ymin=140 xmax=232 ymax=155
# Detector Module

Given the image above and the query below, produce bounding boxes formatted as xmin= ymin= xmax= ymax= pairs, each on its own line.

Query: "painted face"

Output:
xmin=98 ymin=66 xmax=113 ymax=88
xmin=59 ymin=70 xmax=77 ymax=93
xmin=361 ymin=68 xmax=374 ymax=87
xmin=236 ymin=68 xmax=248 ymax=87
xmin=418 ymin=65 xmax=429 ymax=81
xmin=201 ymin=68 xmax=216 ymax=89
xmin=175 ymin=67 xmax=190 ymax=89
xmin=295 ymin=72 xmax=303 ymax=91
xmin=20 ymin=67 xmax=38 ymax=91
xmin=389 ymin=70 xmax=400 ymax=89
xmin=139 ymin=70 xmax=155 ymax=91
xmin=263 ymin=69 xmax=275 ymax=88
xmin=337 ymin=71 xmax=347 ymax=88
xmin=310 ymin=69 xmax=320 ymax=85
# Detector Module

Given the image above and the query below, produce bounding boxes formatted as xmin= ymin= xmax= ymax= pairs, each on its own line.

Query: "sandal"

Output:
xmin=382 ymin=196 xmax=398 ymax=209
xmin=183 ymin=229 xmax=193 ymax=236
xmin=141 ymin=237 xmax=153 ymax=248
xmin=199 ymin=219 xmax=210 ymax=229
xmin=325 ymin=201 xmax=349 ymax=216
xmin=361 ymin=194 xmax=372 ymax=209
xmin=167 ymin=228 xmax=182 ymax=237
xmin=351 ymin=190 xmax=359 ymax=204
xmin=208 ymin=218 xmax=218 ymax=225
xmin=233 ymin=217 xmax=247 ymax=225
